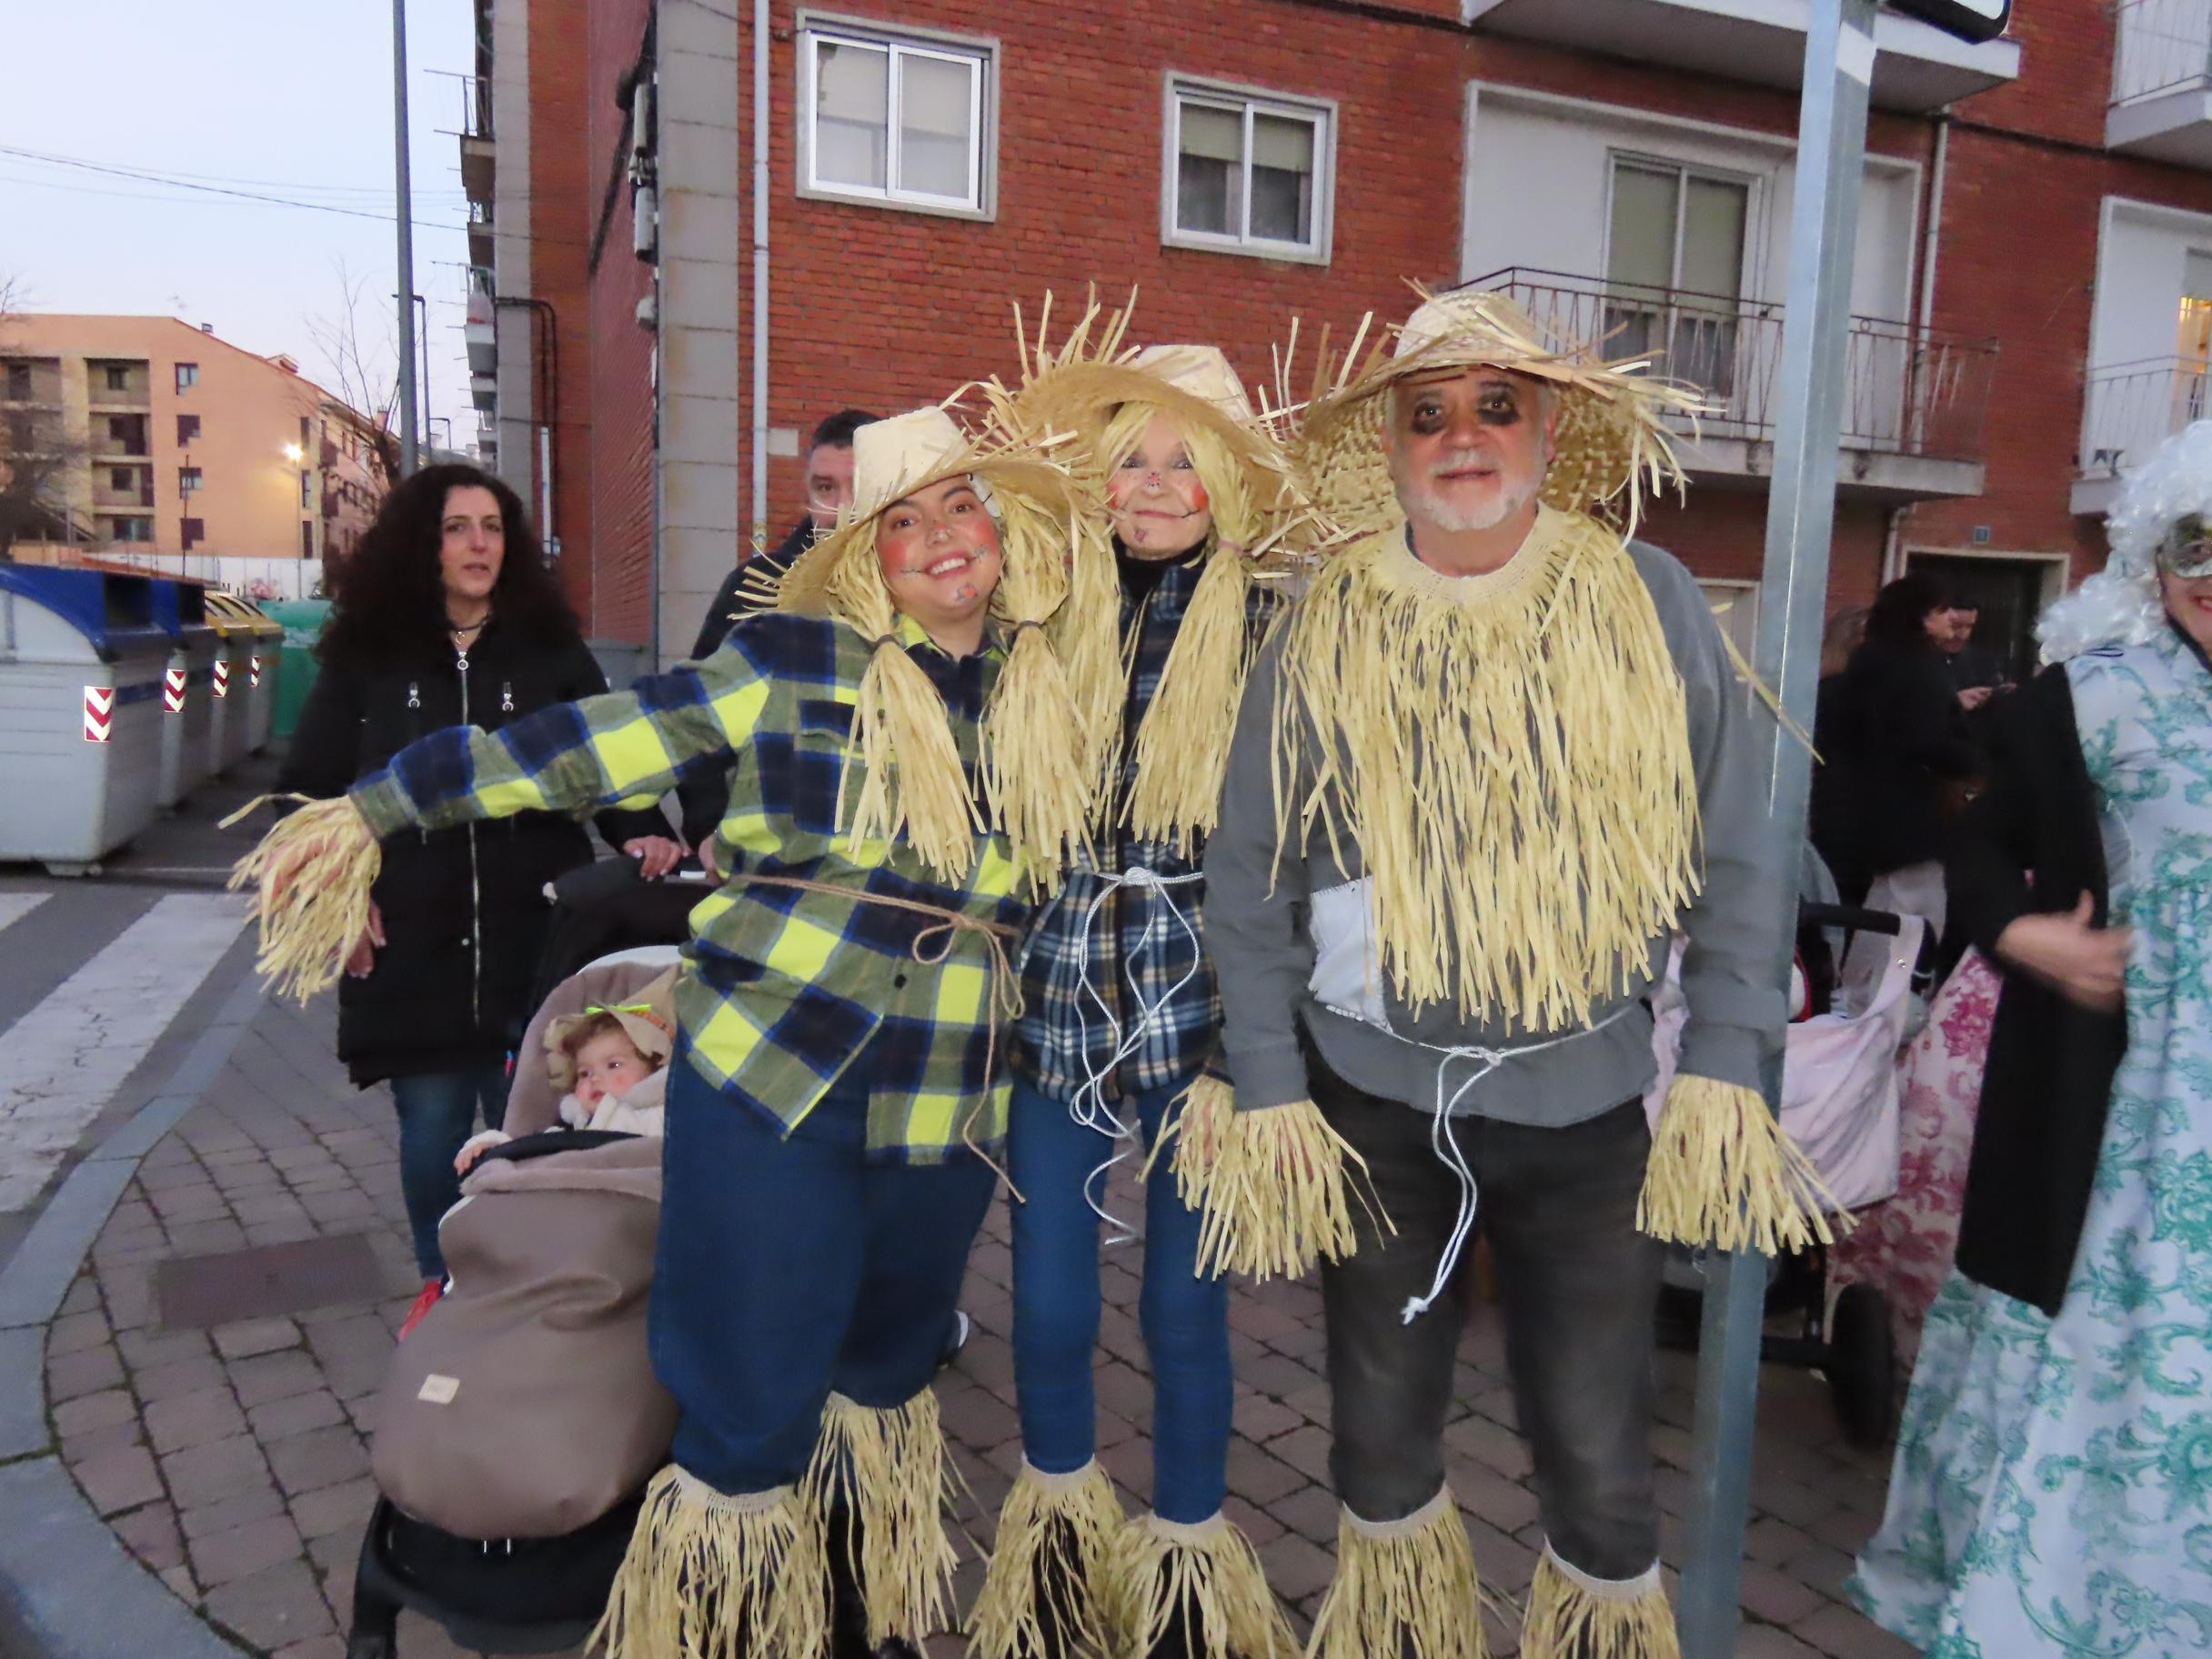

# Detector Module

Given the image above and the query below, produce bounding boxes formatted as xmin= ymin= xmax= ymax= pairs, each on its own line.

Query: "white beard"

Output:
xmin=1402 ymin=468 xmax=1540 ymax=534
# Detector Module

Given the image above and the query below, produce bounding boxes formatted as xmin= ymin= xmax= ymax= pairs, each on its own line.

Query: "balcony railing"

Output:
xmin=2114 ymin=0 xmax=2212 ymax=105
xmin=1465 ymin=268 xmax=1996 ymax=465
xmin=2079 ymin=357 xmax=2212 ymax=478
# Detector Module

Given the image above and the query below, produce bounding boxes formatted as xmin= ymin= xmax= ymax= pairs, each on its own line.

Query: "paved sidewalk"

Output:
xmin=31 ymin=988 xmax=1915 ymax=1658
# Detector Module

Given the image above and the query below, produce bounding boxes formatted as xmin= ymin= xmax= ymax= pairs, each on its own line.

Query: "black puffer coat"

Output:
xmin=280 ymin=618 xmax=671 ymax=1086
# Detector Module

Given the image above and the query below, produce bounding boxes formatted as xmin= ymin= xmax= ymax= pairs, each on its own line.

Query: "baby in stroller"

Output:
xmin=453 ymin=973 xmax=677 ymax=1175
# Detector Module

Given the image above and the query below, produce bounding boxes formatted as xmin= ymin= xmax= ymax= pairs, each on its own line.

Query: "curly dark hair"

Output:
xmin=319 ymin=463 xmax=578 ymax=665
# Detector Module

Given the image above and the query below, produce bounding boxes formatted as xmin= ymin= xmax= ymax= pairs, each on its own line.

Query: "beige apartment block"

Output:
xmin=1 ymin=315 xmax=383 ymax=583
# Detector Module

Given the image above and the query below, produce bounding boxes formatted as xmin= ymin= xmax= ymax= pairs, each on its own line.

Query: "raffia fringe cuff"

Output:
xmin=590 ymin=1466 xmax=827 ymax=1659
xmin=1308 ymin=1487 xmax=1496 ymax=1659
xmin=224 ymin=795 xmax=382 ymax=1005
xmin=806 ymin=1389 xmax=960 ymax=1646
xmin=1152 ymin=1081 xmax=1381 ymax=1282
xmin=1116 ymin=1508 xmax=1298 ymax=1659
xmin=967 ymin=1459 xmax=1123 ymax=1659
xmin=1635 ymin=1075 xmax=1839 ymax=1257
xmin=1520 ymin=1545 xmax=1677 ymax=1659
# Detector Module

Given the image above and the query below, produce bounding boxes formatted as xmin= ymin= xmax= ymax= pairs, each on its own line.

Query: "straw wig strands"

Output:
xmin=749 ymin=404 xmax=1100 ymax=884
xmin=982 ymin=302 xmax=1327 ymax=852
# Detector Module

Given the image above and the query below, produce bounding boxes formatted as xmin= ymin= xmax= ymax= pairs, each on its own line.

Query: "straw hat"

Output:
xmin=1292 ymin=287 xmax=1704 ymax=538
xmin=750 ymin=401 xmax=1104 ymax=883
xmin=766 ymin=404 xmax=1081 ymax=626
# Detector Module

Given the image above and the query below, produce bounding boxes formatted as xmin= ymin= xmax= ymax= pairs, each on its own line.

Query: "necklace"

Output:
xmin=448 ymin=616 xmax=488 ymax=636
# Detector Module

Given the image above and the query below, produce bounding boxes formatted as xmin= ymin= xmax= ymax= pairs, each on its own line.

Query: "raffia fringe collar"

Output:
xmin=1273 ymin=506 xmax=1700 ymax=1031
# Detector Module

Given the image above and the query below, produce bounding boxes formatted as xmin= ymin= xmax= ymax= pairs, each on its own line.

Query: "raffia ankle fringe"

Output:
xmin=1305 ymin=1487 xmax=1492 ymax=1659
xmin=805 ymin=1389 xmax=960 ymax=1647
xmin=589 ymin=1468 xmax=827 ymax=1659
xmin=1116 ymin=1509 xmax=1299 ymax=1659
xmin=1636 ymin=1075 xmax=1838 ymax=1257
xmin=967 ymin=1460 xmax=1124 ymax=1659
xmin=1518 ymin=1547 xmax=1677 ymax=1659
xmin=1152 ymin=1081 xmax=1382 ymax=1282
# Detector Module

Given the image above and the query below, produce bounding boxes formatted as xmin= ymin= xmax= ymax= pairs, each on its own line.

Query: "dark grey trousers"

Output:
xmin=1309 ymin=1042 xmax=1664 ymax=1580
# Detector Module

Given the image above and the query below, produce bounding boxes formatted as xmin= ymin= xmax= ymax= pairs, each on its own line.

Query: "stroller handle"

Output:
xmin=1798 ymin=901 xmax=1903 ymax=937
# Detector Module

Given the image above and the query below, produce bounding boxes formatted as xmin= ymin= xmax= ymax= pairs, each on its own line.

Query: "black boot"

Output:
xmin=826 ymin=1499 xmax=934 ymax=1659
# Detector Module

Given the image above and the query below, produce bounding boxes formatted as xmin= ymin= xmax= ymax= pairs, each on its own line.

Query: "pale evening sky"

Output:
xmin=3 ymin=0 xmax=479 ymax=452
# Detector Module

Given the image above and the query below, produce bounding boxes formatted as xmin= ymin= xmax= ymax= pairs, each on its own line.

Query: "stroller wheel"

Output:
xmin=1827 ymin=1283 xmax=1897 ymax=1449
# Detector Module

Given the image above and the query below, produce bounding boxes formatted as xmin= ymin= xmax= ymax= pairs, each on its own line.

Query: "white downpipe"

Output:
xmin=1891 ymin=112 xmax=1952 ymax=585
xmin=538 ymin=423 xmax=555 ymax=560
xmin=749 ymin=0 xmax=769 ymax=541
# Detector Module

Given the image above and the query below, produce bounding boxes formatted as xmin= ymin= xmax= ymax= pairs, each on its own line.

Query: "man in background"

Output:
xmin=1938 ymin=597 xmax=2006 ymax=713
xmin=679 ymin=407 xmax=877 ymax=850
xmin=686 ymin=407 xmax=877 ymax=659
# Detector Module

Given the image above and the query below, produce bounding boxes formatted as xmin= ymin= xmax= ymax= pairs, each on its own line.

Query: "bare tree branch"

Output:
xmin=301 ymin=257 xmax=404 ymax=489
xmin=0 ymin=273 xmax=95 ymax=563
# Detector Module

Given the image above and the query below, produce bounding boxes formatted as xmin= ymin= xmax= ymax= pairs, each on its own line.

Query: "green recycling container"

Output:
xmin=266 ymin=598 xmax=333 ymax=742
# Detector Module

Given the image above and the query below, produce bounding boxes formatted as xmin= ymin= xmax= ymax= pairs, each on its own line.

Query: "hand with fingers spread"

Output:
xmin=1996 ymin=891 xmax=2132 ymax=1012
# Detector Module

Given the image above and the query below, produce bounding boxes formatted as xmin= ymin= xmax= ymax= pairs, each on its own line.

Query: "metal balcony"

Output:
xmin=2072 ymin=356 xmax=2211 ymax=514
xmin=1463 ymin=0 xmax=2019 ymax=113
xmin=465 ymin=289 xmax=497 ymax=378
xmin=1467 ymin=268 xmax=1996 ymax=503
xmin=2109 ymin=0 xmax=2212 ymax=166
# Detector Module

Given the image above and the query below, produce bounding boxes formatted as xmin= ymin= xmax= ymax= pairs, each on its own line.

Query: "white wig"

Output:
xmin=2037 ymin=419 xmax=2212 ymax=663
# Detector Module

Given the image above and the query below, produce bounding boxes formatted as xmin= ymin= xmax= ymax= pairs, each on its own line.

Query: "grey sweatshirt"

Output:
xmin=1204 ymin=529 xmax=1786 ymax=1126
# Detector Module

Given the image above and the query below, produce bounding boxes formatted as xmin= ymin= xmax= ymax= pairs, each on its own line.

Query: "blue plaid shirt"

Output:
xmin=1014 ymin=558 xmax=1280 ymax=1104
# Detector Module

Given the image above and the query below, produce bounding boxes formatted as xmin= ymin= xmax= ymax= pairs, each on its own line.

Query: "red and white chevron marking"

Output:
xmin=212 ymin=659 xmax=230 ymax=699
xmin=83 ymin=687 xmax=114 ymax=743
xmin=249 ymin=654 xmax=263 ymax=688
xmin=163 ymin=666 xmax=186 ymax=714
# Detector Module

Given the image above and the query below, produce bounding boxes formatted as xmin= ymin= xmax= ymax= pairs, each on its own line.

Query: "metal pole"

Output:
xmin=393 ymin=0 xmax=419 ymax=477
xmin=1676 ymin=1 xmax=1875 ymax=1654
xmin=415 ymin=294 xmax=433 ymax=458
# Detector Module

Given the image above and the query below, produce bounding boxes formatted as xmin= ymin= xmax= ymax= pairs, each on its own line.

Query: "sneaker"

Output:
xmin=398 ymin=1278 xmax=445 ymax=1340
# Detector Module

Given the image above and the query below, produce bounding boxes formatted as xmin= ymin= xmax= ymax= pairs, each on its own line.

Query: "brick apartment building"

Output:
xmin=0 ymin=316 xmax=384 ymax=598
xmin=458 ymin=0 xmax=2212 ymax=671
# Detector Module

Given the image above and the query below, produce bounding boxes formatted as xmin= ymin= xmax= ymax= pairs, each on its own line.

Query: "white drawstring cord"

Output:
xmin=1393 ymin=1006 xmax=1637 ymax=1324
xmin=1060 ymin=865 xmax=1208 ymax=1242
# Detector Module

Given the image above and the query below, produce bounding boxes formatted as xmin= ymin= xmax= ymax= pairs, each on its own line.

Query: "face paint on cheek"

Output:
xmin=1477 ymin=404 xmax=1523 ymax=428
xmin=1186 ymin=480 xmax=1209 ymax=513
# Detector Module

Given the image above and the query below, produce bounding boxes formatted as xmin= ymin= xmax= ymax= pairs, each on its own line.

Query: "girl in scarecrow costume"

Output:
xmin=1188 ymin=289 xmax=1818 ymax=1659
xmin=230 ymin=403 xmax=1101 ymax=1659
xmin=967 ymin=329 xmax=1317 ymax=1659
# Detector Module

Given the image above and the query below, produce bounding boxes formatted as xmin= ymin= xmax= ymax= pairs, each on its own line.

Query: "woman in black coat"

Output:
xmin=282 ymin=464 xmax=680 ymax=1299
xmin=1809 ymin=572 xmax=1982 ymax=902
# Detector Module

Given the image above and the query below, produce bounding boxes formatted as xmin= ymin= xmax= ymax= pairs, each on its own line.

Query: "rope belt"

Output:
xmin=726 ymin=872 xmax=1023 ymax=1188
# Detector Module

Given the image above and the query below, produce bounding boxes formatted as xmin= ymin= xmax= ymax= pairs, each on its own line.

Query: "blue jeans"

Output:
xmin=652 ymin=1048 xmax=998 ymax=1495
xmin=389 ymin=1062 xmax=509 ymax=1279
xmin=1008 ymin=1077 xmax=1232 ymax=1523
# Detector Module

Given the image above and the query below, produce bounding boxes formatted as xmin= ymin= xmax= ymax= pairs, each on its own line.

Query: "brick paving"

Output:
xmin=41 ymin=991 xmax=1917 ymax=1658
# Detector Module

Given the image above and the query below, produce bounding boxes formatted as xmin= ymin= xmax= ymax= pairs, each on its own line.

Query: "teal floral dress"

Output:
xmin=1851 ymin=626 xmax=2212 ymax=1657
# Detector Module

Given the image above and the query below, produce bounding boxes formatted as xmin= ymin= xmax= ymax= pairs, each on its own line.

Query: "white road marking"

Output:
xmin=0 ymin=894 xmax=51 ymax=938
xmin=0 ymin=893 xmax=248 ymax=1213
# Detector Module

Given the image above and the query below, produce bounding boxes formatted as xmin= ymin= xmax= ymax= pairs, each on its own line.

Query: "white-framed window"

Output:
xmin=1162 ymin=76 xmax=1333 ymax=264
xmin=797 ymin=17 xmax=992 ymax=218
xmin=1697 ymin=578 xmax=1760 ymax=662
xmin=1604 ymin=154 xmax=1754 ymax=406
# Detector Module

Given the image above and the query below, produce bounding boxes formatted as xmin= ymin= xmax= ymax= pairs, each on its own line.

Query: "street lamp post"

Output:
xmin=393 ymin=0 xmax=419 ymax=477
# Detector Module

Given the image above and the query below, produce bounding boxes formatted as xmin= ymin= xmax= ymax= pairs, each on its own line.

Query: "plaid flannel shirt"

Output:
xmin=351 ymin=611 xmax=1025 ymax=1163
xmin=1014 ymin=558 xmax=1281 ymax=1104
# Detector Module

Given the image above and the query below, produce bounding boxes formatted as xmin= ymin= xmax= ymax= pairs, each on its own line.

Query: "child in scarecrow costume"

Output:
xmin=968 ymin=334 xmax=1316 ymax=1659
xmin=1186 ymin=290 xmax=1820 ymax=1659
xmin=229 ymin=403 xmax=1101 ymax=1659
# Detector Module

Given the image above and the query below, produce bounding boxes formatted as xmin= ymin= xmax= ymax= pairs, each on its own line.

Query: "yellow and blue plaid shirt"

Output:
xmin=350 ymin=611 xmax=1026 ymax=1163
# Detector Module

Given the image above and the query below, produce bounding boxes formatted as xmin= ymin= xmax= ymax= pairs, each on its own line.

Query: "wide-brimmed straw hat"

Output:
xmin=1292 ymin=287 xmax=1704 ymax=538
xmin=764 ymin=404 xmax=1082 ymax=625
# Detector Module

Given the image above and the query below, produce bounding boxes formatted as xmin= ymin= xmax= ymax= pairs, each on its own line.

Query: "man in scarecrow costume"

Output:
xmin=1180 ymin=290 xmax=1818 ymax=1659
xmin=230 ymin=403 xmax=1102 ymax=1659
xmin=969 ymin=329 xmax=1316 ymax=1659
